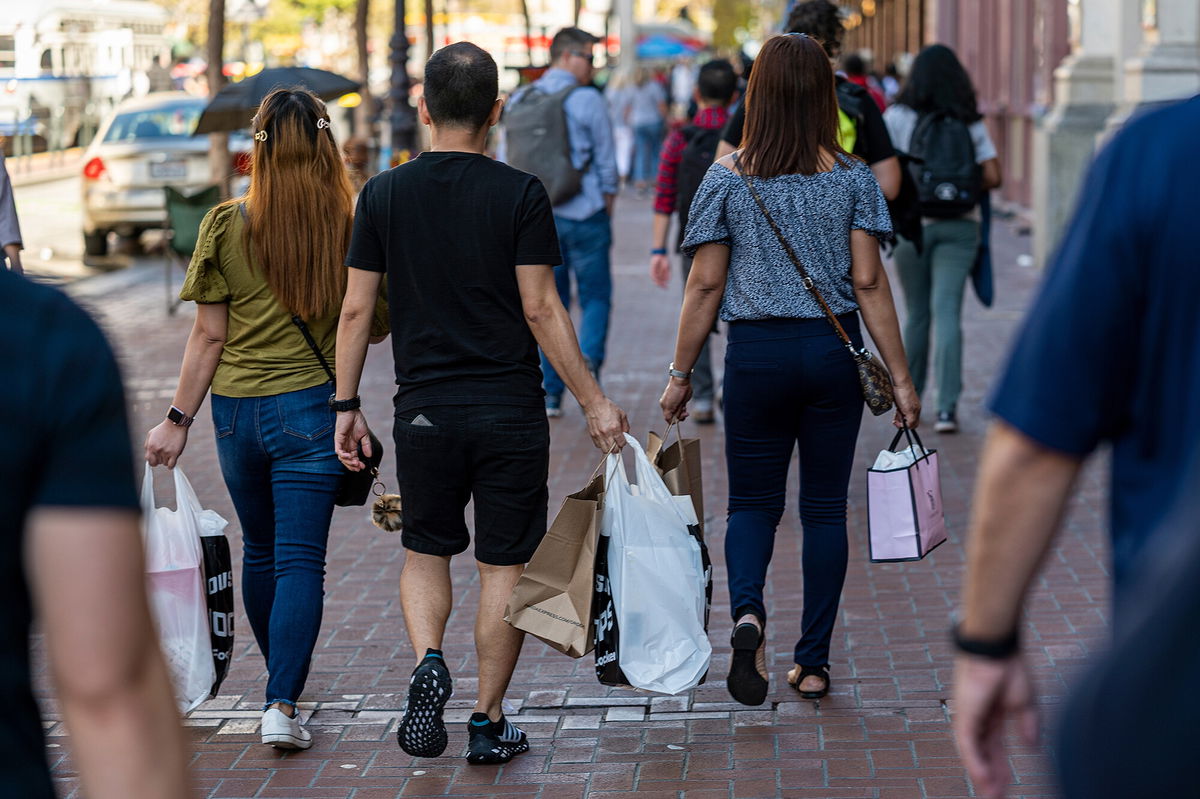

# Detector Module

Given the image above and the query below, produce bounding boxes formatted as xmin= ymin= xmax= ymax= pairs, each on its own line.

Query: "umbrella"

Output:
xmin=194 ymin=67 xmax=361 ymax=135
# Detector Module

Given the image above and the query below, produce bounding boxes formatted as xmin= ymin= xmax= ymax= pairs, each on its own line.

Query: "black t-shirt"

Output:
xmin=346 ymin=151 xmax=563 ymax=413
xmin=0 ymin=270 xmax=138 ymax=798
xmin=721 ymin=76 xmax=896 ymax=166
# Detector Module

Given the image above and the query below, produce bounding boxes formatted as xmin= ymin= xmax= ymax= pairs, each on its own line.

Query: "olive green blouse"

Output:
xmin=179 ymin=203 xmax=388 ymax=398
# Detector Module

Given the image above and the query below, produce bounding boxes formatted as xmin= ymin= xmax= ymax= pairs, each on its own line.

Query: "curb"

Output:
xmin=10 ymin=162 xmax=82 ymax=188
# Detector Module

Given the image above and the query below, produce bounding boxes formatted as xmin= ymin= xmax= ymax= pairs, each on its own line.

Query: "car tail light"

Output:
xmin=83 ymin=156 xmax=106 ymax=180
xmin=233 ymin=151 xmax=252 ymax=175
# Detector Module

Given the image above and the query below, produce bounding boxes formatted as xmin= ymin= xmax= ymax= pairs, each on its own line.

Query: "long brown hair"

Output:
xmin=740 ymin=34 xmax=851 ymax=178
xmin=237 ymin=88 xmax=354 ymax=320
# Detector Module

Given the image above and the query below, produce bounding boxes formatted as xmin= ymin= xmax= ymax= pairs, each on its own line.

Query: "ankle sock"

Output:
xmin=423 ymin=648 xmax=444 ymax=661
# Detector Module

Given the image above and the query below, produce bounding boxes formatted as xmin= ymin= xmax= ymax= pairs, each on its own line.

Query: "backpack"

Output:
xmin=835 ymin=79 xmax=868 ymax=156
xmin=503 ymin=84 xmax=588 ymax=206
xmin=907 ymin=111 xmax=982 ymax=218
xmin=674 ymin=124 xmax=723 ymax=246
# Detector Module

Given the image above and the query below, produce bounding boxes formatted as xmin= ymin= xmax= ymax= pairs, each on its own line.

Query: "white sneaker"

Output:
xmin=261 ymin=707 xmax=313 ymax=750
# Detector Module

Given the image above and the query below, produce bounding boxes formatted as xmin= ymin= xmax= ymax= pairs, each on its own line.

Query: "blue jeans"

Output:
xmin=632 ymin=122 xmax=664 ymax=184
xmin=540 ymin=211 xmax=613 ymax=399
xmin=722 ymin=317 xmax=864 ymax=668
xmin=211 ymin=382 xmax=343 ymax=708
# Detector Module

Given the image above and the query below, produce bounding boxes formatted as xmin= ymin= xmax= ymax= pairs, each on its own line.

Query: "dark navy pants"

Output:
xmin=722 ymin=315 xmax=864 ymax=668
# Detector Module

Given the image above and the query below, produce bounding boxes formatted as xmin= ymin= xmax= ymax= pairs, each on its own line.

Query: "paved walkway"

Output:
xmin=41 ymin=189 xmax=1110 ymax=799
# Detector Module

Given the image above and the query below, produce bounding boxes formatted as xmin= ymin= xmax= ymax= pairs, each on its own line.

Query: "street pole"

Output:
xmin=615 ymin=0 xmax=635 ymax=76
xmin=389 ymin=0 xmax=416 ymax=164
xmin=207 ymin=0 xmax=230 ymax=197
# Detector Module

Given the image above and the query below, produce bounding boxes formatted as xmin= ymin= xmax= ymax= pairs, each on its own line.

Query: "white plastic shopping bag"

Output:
xmin=602 ymin=433 xmax=711 ymax=695
xmin=142 ymin=465 xmax=217 ymax=713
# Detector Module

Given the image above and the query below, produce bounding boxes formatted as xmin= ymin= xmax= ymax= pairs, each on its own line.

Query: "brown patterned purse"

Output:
xmin=731 ymin=153 xmax=895 ymax=416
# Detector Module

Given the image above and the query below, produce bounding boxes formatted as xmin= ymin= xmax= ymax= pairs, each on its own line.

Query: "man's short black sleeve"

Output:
xmin=32 ymin=291 xmax=138 ymax=510
xmin=855 ymin=92 xmax=896 ymax=165
xmin=346 ymin=178 xmax=385 ymax=272
xmin=720 ymin=102 xmax=746 ymax=149
xmin=515 ymin=178 xmax=563 ymax=267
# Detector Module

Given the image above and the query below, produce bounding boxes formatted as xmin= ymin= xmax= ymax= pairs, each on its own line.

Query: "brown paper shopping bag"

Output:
xmin=504 ymin=472 xmax=604 ymax=658
xmin=647 ymin=425 xmax=704 ymax=534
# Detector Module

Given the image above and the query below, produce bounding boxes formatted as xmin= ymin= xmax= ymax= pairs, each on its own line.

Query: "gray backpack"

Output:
xmin=504 ymin=84 xmax=589 ymax=206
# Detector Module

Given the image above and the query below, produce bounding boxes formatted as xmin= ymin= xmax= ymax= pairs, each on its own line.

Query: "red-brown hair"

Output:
xmin=235 ymin=88 xmax=354 ymax=320
xmin=740 ymin=33 xmax=851 ymax=178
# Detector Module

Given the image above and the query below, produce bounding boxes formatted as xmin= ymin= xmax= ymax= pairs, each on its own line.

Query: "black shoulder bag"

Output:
xmin=730 ymin=153 xmax=895 ymax=416
xmin=290 ymin=315 xmax=385 ymax=506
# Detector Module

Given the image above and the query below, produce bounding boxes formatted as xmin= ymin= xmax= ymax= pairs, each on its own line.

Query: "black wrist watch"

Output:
xmin=951 ymin=622 xmax=1020 ymax=660
xmin=166 ymin=405 xmax=194 ymax=428
xmin=328 ymin=394 xmax=361 ymax=412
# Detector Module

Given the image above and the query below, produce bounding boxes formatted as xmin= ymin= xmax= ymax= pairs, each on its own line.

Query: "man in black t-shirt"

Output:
xmin=716 ymin=0 xmax=900 ymax=201
xmin=334 ymin=42 xmax=628 ymax=767
xmin=1 ymin=270 xmax=188 ymax=799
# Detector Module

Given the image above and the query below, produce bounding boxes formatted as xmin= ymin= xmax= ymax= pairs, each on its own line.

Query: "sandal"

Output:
xmin=787 ymin=664 xmax=830 ymax=700
xmin=727 ymin=620 xmax=769 ymax=706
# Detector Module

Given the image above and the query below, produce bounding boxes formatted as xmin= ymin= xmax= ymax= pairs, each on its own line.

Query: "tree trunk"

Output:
xmin=520 ymin=0 xmax=532 ymax=66
xmin=573 ymin=0 xmax=582 ymax=27
xmin=424 ymin=0 xmax=435 ymax=60
xmin=354 ymin=0 xmax=371 ymax=138
xmin=206 ymin=0 xmax=229 ymax=196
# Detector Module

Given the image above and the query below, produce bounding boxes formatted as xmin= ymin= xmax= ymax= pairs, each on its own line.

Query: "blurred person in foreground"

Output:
xmin=1 ymin=267 xmax=188 ymax=798
xmin=717 ymin=0 xmax=901 ymax=202
xmin=1 ymin=150 xmax=23 ymax=273
xmin=145 ymin=88 xmax=387 ymax=751
xmin=649 ymin=58 xmax=739 ymax=423
xmin=661 ymin=33 xmax=919 ymax=707
xmin=952 ymin=95 xmax=1200 ymax=798
xmin=334 ymin=42 xmax=627 ymax=766
xmin=1053 ymin=462 xmax=1200 ymax=798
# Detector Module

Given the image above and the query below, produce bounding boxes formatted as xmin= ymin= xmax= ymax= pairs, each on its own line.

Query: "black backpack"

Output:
xmin=907 ymin=111 xmax=981 ymax=218
xmin=674 ymin=125 xmax=723 ymax=248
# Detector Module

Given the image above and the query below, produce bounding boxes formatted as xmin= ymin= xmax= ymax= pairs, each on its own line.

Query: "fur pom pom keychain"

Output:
xmin=369 ymin=475 xmax=403 ymax=532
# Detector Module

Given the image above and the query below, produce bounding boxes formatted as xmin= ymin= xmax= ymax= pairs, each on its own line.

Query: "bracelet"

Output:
xmin=651 ymin=248 xmax=667 ymax=256
xmin=951 ymin=622 xmax=1020 ymax=660
xmin=667 ymin=362 xmax=692 ymax=381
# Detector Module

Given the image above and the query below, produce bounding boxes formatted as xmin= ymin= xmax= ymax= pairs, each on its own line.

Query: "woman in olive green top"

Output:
xmin=145 ymin=89 xmax=385 ymax=751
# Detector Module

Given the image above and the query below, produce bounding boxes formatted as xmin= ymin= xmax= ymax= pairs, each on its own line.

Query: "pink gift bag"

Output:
xmin=867 ymin=427 xmax=947 ymax=562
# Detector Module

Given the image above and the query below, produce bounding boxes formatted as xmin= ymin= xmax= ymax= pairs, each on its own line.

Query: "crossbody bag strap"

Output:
xmin=240 ymin=203 xmax=338 ymax=383
xmin=290 ymin=314 xmax=336 ymax=383
xmin=729 ymin=152 xmax=855 ymax=350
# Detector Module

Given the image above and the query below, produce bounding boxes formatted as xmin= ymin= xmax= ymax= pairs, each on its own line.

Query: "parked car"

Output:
xmin=81 ymin=92 xmax=249 ymax=256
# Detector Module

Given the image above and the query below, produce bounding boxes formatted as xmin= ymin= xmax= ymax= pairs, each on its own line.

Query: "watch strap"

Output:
xmin=668 ymin=363 xmax=692 ymax=380
xmin=951 ymin=622 xmax=1020 ymax=660
xmin=328 ymin=394 xmax=361 ymax=412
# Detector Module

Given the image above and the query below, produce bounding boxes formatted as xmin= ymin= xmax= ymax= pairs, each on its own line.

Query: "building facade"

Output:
xmin=842 ymin=0 xmax=1200 ymax=263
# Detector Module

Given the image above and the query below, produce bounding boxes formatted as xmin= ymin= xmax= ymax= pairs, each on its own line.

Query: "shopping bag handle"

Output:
xmin=888 ymin=425 xmax=932 ymax=464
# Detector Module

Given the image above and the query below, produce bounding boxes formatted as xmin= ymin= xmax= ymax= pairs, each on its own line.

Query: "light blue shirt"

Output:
xmin=502 ymin=68 xmax=618 ymax=221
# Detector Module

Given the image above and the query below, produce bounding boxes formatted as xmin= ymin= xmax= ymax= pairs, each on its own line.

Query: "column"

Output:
xmin=1032 ymin=0 xmax=1120 ymax=267
xmin=1119 ymin=0 xmax=1200 ymax=107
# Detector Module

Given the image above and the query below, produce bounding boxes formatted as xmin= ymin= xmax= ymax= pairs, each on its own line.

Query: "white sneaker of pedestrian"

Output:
xmin=261 ymin=707 xmax=313 ymax=750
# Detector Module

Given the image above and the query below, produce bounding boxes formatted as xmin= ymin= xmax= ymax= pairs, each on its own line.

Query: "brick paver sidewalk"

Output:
xmin=41 ymin=191 xmax=1110 ymax=799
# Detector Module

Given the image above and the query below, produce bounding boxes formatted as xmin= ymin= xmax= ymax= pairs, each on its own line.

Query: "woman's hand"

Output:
xmin=145 ymin=421 xmax=189 ymax=469
xmin=659 ymin=377 xmax=693 ymax=423
xmin=892 ymin=381 xmax=921 ymax=430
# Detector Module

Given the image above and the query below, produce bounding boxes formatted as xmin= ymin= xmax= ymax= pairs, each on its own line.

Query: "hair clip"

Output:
xmin=785 ymin=31 xmax=810 ymax=38
xmin=254 ymin=130 xmax=268 ymax=142
xmin=317 ymin=118 xmax=330 ymax=130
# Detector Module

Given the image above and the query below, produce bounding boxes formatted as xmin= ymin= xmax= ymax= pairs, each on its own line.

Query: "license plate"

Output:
xmin=150 ymin=160 xmax=188 ymax=179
